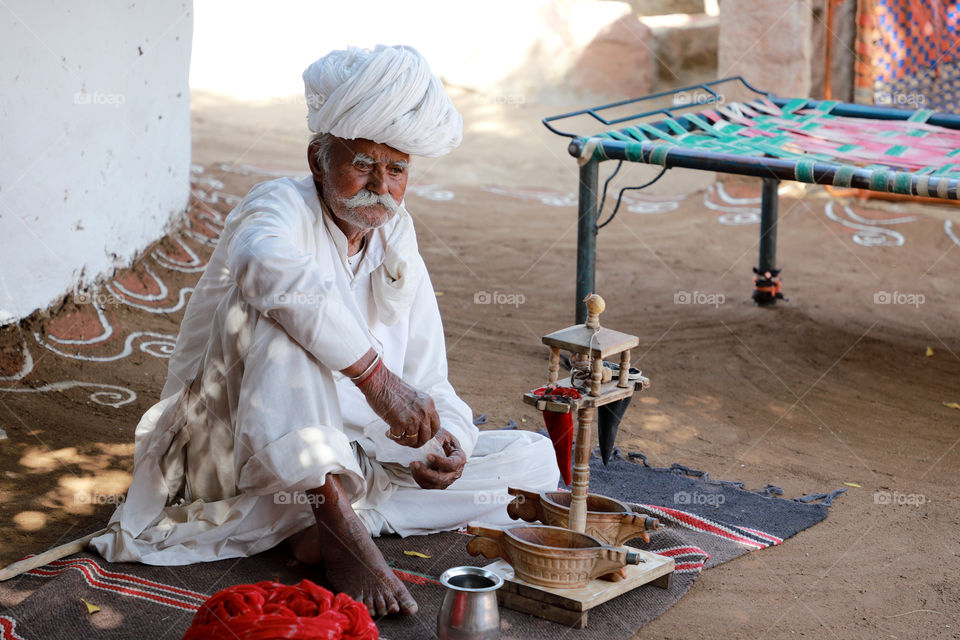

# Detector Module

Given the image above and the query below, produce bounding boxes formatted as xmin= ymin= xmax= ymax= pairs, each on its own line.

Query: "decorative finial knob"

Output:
xmin=584 ymin=293 xmax=605 ymax=329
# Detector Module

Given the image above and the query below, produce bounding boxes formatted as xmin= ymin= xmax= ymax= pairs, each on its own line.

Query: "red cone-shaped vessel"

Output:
xmin=533 ymin=386 xmax=581 ymax=486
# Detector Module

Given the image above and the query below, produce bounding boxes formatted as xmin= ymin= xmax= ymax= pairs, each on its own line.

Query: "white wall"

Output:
xmin=0 ymin=1 xmax=192 ymax=324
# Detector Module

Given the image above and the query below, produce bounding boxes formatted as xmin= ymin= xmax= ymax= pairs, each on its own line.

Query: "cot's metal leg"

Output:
xmin=753 ymin=177 xmax=784 ymax=305
xmin=576 ymin=159 xmax=599 ymax=324
xmin=758 ymin=177 xmax=779 ymax=273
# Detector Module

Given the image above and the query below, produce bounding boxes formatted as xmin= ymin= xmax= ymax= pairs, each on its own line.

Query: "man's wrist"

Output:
xmin=340 ymin=348 xmax=377 ymax=379
xmin=356 ymin=358 xmax=392 ymax=399
xmin=350 ymin=353 xmax=383 ymax=387
xmin=351 ymin=352 xmax=382 ymax=385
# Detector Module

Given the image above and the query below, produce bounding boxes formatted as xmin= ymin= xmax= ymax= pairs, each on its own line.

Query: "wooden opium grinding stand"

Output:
xmin=466 ymin=294 xmax=675 ymax=628
xmin=528 ymin=293 xmax=642 ymax=533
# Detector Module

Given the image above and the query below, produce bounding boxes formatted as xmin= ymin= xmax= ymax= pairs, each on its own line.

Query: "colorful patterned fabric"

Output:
xmin=856 ymin=0 xmax=960 ymax=113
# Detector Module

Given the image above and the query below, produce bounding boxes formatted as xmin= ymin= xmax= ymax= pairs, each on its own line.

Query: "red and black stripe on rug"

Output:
xmin=0 ymin=454 xmax=842 ymax=640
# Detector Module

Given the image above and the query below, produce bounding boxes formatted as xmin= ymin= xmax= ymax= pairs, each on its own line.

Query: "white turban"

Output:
xmin=303 ymin=45 xmax=462 ymax=158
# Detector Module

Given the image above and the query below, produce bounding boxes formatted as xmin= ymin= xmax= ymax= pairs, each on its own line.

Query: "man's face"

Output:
xmin=313 ymin=137 xmax=410 ymax=230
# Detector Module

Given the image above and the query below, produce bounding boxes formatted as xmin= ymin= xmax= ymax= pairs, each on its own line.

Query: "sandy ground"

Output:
xmin=2 ymin=88 xmax=960 ymax=638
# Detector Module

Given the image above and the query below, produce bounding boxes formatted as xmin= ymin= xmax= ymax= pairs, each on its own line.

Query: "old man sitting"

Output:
xmin=91 ymin=45 xmax=560 ymax=618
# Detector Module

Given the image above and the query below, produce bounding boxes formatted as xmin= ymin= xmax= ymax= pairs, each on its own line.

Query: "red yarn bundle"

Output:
xmin=182 ymin=580 xmax=378 ymax=640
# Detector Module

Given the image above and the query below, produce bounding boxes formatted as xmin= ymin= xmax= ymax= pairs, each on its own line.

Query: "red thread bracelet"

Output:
xmin=355 ymin=358 xmax=382 ymax=388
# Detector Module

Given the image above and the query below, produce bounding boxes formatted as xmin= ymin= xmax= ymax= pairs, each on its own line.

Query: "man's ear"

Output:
xmin=307 ymin=140 xmax=324 ymax=183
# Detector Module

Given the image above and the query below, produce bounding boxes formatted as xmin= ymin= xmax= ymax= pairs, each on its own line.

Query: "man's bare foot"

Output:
xmin=288 ymin=525 xmax=323 ymax=565
xmin=322 ymin=524 xmax=418 ymax=618
xmin=299 ymin=478 xmax=418 ymax=618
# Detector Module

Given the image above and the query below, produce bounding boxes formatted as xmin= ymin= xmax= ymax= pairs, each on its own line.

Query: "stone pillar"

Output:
xmin=718 ymin=0 xmax=815 ymax=98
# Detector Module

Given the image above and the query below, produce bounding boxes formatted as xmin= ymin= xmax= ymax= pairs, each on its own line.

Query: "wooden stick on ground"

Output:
xmin=0 ymin=528 xmax=107 ymax=581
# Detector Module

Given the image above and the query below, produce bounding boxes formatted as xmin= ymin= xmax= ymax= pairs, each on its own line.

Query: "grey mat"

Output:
xmin=0 ymin=454 xmax=840 ymax=639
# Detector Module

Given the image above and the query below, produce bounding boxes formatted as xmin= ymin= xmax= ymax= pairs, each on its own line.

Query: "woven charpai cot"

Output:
xmin=584 ymin=97 xmax=960 ymax=197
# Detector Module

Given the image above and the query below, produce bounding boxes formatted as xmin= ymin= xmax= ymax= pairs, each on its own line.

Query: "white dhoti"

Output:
xmin=91 ymin=177 xmax=560 ymax=565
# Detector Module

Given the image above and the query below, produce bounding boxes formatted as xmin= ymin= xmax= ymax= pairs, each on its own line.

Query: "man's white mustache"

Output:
xmin=342 ymin=189 xmax=399 ymax=212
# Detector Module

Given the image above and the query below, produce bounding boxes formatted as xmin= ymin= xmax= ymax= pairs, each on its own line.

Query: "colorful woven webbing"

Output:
xmin=589 ymin=98 xmax=960 ymax=196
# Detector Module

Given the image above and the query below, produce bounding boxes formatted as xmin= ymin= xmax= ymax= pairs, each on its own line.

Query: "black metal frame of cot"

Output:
xmin=542 ymin=77 xmax=960 ymax=323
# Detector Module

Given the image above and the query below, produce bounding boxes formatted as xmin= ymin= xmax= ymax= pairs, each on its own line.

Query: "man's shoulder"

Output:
xmin=225 ymin=176 xmax=318 ymax=225
xmin=240 ymin=176 xmax=315 ymax=210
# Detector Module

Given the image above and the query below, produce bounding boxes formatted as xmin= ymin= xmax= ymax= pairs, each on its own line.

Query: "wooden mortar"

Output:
xmin=507 ymin=488 xmax=660 ymax=546
xmin=466 ymin=523 xmax=641 ymax=589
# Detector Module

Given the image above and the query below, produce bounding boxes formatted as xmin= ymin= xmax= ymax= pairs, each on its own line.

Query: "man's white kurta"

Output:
xmin=90 ymin=176 xmax=559 ymax=565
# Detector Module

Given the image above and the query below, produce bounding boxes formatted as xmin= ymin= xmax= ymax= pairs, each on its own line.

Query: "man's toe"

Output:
xmin=362 ymin=592 xmax=376 ymax=617
xmin=374 ymin=593 xmax=388 ymax=617
xmin=384 ymin=592 xmax=400 ymax=615
xmin=399 ymin=595 xmax=418 ymax=616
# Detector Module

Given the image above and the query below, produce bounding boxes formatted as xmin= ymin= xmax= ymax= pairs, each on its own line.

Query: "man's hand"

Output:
xmin=410 ymin=429 xmax=466 ymax=490
xmin=343 ymin=349 xmax=440 ymax=447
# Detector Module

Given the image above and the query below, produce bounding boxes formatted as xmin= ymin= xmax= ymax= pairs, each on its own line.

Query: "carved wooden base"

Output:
xmin=484 ymin=547 xmax=675 ymax=628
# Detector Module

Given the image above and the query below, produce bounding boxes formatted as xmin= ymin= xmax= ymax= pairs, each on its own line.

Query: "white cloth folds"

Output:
xmin=303 ymin=44 xmax=462 ymax=157
xmin=90 ymin=177 xmax=560 ymax=565
xmin=370 ymin=205 xmax=424 ymax=326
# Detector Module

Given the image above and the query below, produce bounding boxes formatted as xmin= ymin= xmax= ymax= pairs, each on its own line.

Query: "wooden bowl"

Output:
xmin=466 ymin=523 xmax=641 ymax=589
xmin=506 ymin=488 xmax=660 ymax=546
